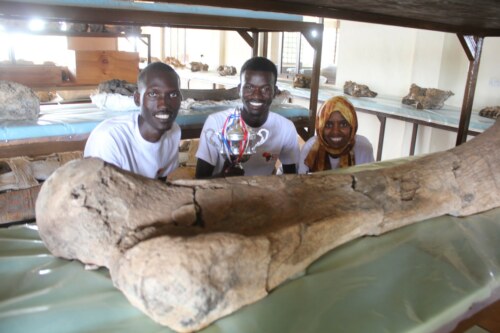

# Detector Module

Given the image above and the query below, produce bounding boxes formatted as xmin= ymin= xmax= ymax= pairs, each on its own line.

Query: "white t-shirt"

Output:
xmin=298 ymin=134 xmax=374 ymax=174
xmin=196 ymin=108 xmax=300 ymax=176
xmin=84 ymin=113 xmax=181 ymax=179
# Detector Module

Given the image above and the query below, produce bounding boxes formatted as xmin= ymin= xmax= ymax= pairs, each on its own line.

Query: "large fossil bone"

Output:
xmin=36 ymin=120 xmax=499 ymax=332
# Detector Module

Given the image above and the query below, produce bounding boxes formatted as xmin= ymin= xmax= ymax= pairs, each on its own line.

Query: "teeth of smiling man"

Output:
xmin=155 ymin=114 xmax=170 ymax=120
xmin=250 ymin=101 xmax=263 ymax=107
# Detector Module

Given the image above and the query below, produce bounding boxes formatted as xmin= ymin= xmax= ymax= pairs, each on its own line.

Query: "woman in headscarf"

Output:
xmin=298 ymin=96 xmax=374 ymax=173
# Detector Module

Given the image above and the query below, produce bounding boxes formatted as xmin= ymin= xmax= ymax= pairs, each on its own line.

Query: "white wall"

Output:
xmin=321 ymin=19 xmax=338 ymax=68
xmin=438 ymin=35 xmax=500 ymax=110
xmin=335 ymin=21 xmax=499 ymax=160
xmin=222 ymin=31 xmax=255 ymax=71
xmin=222 ymin=31 xmax=282 ymax=71
xmin=474 ymin=37 xmax=500 ymax=109
xmin=336 ymin=21 xmax=416 ymax=97
xmin=185 ymin=29 xmax=221 ymax=71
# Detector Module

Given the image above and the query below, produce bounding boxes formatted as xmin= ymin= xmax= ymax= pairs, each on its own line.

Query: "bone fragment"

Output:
xmin=293 ymin=74 xmax=311 ymax=88
xmin=402 ymin=83 xmax=454 ymax=109
xmin=36 ymin=120 xmax=500 ymax=332
xmin=217 ymin=65 xmax=237 ymax=76
xmin=0 ymin=80 xmax=40 ymax=120
xmin=344 ymin=80 xmax=377 ymax=97
xmin=479 ymin=106 xmax=500 ymax=119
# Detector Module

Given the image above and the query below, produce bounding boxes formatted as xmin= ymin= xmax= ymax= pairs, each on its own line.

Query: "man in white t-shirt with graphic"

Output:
xmin=84 ymin=62 xmax=181 ymax=180
xmin=195 ymin=57 xmax=299 ymax=178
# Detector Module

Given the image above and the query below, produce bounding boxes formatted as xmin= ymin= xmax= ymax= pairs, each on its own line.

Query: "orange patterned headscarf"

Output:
xmin=304 ymin=96 xmax=358 ymax=171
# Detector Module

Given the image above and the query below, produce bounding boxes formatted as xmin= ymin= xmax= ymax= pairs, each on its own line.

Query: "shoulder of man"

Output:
xmin=268 ymin=111 xmax=295 ymax=126
xmin=205 ymin=108 xmax=233 ymax=123
xmin=95 ymin=113 xmax=136 ymax=131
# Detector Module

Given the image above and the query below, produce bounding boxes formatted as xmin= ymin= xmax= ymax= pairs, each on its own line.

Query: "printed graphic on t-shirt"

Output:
xmin=156 ymin=166 xmax=167 ymax=178
xmin=262 ymin=152 xmax=278 ymax=162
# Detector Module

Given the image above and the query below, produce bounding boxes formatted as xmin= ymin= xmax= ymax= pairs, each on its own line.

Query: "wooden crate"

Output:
xmin=73 ymin=50 xmax=139 ymax=84
xmin=0 ymin=186 xmax=41 ymax=225
xmin=0 ymin=65 xmax=64 ymax=87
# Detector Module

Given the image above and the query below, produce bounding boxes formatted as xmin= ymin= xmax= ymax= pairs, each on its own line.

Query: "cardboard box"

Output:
xmin=0 ymin=65 xmax=64 ymax=87
xmin=73 ymin=50 xmax=139 ymax=84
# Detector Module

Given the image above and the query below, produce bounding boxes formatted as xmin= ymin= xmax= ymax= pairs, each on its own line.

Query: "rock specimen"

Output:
xmin=35 ymin=91 xmax=58 ymax=103
xmin=97 ymin=79 xmax=137 ymax=96
xmin=67 ymin=23 xmax=88 ymax=33
xmin=343 ymin=80 xmax=377 ymax=97
xmin=402 ymin=83 xmax=454 ymax=109
xmin=190 ymin=62 xmax=209 ymax=72
xmin=217 ymin=65 xmax=237 ymax=76
xmin=165 ymin=57 xmax=186 ymax=69
xmin=88 ymin=24 xmax=105 ymax=33
xmin=0 ymin=80 xmax=40 ymax=120
xmin=479 ymin=106 xmax=500 ymax=119
xmin=36 ymin=120 xmax=500 ymax=332
xmin=292 ymin=74 xmax=311 ymax=88
xmin=105 ymin=25 xmax=142 ymax=35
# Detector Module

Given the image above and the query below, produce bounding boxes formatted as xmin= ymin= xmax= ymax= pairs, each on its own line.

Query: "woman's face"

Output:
xmin=323 ymin=111 xmax=352 ymax=149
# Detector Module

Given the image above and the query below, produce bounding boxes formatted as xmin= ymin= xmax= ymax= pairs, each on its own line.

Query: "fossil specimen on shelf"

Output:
xmin=292 ymin=74 xmax=311 ymax=88
xmin=164 ymin=57 xmax=186 ymax=69
xmin=402 ymin=83 xmax=454 ymax=110
xmin=97 ymin=79 xmax=137 ymax=96
xmin=479 ymin=106 xmax=500 ymax=119
xmin=343 ymin=80 xmax=377 ymax=97
xmin=190 ymin=62 xmax=209 ymax=72
xmin=217 ymin=65 xmax=237 ymax=76
xmin=0 ymin=81 xmax=39 ymax=120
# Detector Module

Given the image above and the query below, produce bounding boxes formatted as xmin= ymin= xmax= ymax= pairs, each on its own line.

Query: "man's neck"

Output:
xmin=138 ymin=115 xmax=163 ymax=143
xmin=241 ymin=111 xmax=269 ymax=128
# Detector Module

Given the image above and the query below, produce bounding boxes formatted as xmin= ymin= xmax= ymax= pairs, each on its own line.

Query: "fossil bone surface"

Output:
xmin=343 ymin=80 xmax=378 ymax=97
xmin=36 ymin=120 xmax=499 ymax=332
xmin=0 ymin=80 xmax=40 ymax=120
xmin=402 ymin=83 xmax=454 ymax=109
xmin=479 ymin=106 xmax=500 ymax=119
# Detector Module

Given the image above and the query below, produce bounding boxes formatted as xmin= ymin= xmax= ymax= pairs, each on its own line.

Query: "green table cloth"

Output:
xmin=1 ymin=206 xmax=499 ymax=333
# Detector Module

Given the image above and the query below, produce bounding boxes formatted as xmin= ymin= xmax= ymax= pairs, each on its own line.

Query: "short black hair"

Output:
xmin=240 ymin=57 xmax=277 ymax=85
xmin=137 ymin=62 xmax=180 ymax=88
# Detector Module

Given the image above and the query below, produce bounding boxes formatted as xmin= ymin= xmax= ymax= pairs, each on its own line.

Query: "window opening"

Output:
xmin=280 ymin=31 xmax=300 ymax=76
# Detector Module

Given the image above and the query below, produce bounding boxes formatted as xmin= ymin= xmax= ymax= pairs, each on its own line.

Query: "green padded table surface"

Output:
xmin=1 ymin=158 xmax=499 ymax=332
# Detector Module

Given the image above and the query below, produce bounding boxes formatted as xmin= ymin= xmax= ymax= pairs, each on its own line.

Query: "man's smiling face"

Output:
xmin=135 ymin=70 xmax=181 ymax=142
xmin=239 ymin=69 xmax=276 ymax=128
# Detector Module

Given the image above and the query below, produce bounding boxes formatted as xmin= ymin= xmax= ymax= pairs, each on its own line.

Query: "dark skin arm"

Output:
xmin=282 ymin=163 xmax=297 ymax=174
xmin=195 ymin=158 xmax=244 ymax=179
xmin=195 ymin=158 xmax=215 ymax=179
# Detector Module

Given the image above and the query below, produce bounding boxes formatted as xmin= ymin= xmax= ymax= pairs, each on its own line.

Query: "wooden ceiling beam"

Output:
xmin=237 ymin=30 xmax=254 ymax=47
xmin=0 ymin=1 xmax=321 ymax=33
xmin=153 ymin=0 xmax=500 ymax=36
xmin=457 ymin=35 xmax=479 ymax=62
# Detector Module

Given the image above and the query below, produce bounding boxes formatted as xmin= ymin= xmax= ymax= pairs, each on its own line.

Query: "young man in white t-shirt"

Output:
xmin=195 ymin=57 xmax=300 ymax=178
xmin=84 ymin=62 xmax=182 ymax=179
